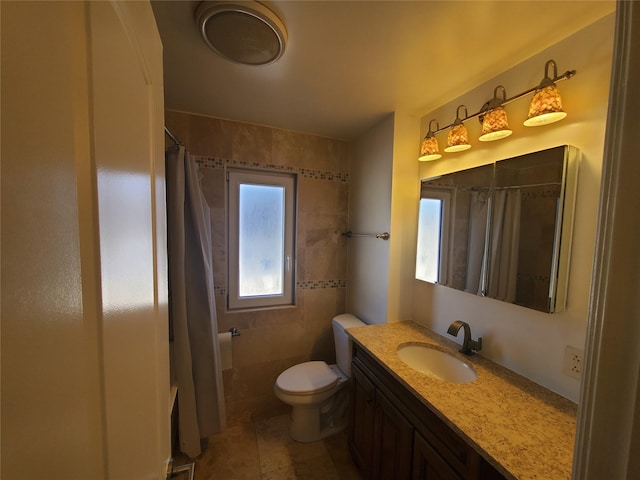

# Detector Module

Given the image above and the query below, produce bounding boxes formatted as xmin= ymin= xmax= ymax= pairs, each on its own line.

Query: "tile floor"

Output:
xmin=173 ymin=414 xmax=362 ymax=480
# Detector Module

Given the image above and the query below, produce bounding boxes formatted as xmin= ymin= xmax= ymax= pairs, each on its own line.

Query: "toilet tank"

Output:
xmin=332 ymin=314 xmax=366 ymax=377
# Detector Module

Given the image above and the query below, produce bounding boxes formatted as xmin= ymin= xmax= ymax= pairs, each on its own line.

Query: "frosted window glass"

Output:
xmin=238 ymin=184 xmax=285 ymax=297
xmin=416 ymin=198 xmax=442 ymax=283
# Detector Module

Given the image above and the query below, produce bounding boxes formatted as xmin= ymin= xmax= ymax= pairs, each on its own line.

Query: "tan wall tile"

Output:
xmin=169 ymin=111 xmax=350 ymax=421
xmin=229 ymin=122 xmax=273 ymax=164
xmin=188 ymin=114 xmax=232 ymax=157
xmin=164 ymin=110 xmax=190 ymax=148
xmin=298 ymin=177 xmax=339 ymax=215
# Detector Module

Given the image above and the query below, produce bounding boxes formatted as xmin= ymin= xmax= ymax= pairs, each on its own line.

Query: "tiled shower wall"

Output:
xmin=165 ymin=110 xmax=350 ymax=421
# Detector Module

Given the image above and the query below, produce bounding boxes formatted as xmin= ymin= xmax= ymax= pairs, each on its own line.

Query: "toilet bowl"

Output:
xmin=274 ymin=314 xmax=366 ymax=442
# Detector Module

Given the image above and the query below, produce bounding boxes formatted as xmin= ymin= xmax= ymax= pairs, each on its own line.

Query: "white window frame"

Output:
xmin=227 ymin=168 xmax=296 ymax=310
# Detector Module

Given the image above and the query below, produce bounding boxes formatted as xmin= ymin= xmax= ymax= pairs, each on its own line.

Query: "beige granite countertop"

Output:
xmin=347 ymin=321 xmax=577 ymax=480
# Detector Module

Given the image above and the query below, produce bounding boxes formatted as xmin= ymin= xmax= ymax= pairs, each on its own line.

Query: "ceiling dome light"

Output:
xmin=524 ymin=60 xmax=567 ymax=127
xmin=419 ymin=120 xmax=442 ymax=162
xmin=444 ymin=105 xmax=471 ymax=153
xmin=195 ymin=1 xmax=288 ymax=65
xmin=479 ymin=86 xmax=512 ymax=142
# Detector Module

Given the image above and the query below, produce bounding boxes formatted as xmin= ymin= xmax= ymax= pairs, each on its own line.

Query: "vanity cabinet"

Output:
xmin=413 ymin=430 xmax=462 ymax=480
xmin=350 ymin=360 xmax=413 ymax=479
xmin=348 ymin=345 xmax=506 ymax=480
xmin=373 ymin=389 xmax=414 ymax=479
xmin=349 ymin=363 xmax=376 ymax=477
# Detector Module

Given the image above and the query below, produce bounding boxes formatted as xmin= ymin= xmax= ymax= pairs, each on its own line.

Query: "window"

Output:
xmin=415 ymin=190 xmax=451 ymax=284
xmin=227 ymin=169 xmax=296 ymax=309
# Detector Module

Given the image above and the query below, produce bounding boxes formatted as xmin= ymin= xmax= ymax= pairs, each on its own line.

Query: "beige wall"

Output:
xmin=412 ymin=14 xmax=615 ymax=402
xmin=346 ymin=114 xmax=394 ymax=324
xmin=347 ymin=111 xmax=419 ymax=325
xmin=1 ymin=4 xmax=103 ymax=476
xmin=387 ymin=112 xmax=420 ymax=322
xmin=165 ymin=111 xmax=350 ymax=420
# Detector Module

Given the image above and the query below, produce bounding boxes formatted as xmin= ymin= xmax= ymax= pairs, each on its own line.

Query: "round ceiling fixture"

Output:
xmin=195 ymin=1 xmax=288 ymax=66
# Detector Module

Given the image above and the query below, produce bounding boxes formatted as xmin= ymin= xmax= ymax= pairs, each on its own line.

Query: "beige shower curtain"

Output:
xmin=465 ymin=190 xmax=490 ymax=295
xmin=486 ymin=189 xmax=521 ymax=302
xmin=166 ymin=145 xmax=226 ymax=458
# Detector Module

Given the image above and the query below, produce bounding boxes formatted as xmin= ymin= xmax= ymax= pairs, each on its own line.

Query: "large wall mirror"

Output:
xmin=416 ymin=145 xmax=579 ymax=313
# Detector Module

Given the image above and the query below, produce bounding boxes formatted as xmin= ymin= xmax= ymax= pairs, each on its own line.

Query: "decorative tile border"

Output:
xmin=193 ymin=155 xmax=349 ymax=183
xmin=451 ymin=272 xmax=467 ymax=282
xmin=450 ymin=272 xmax=552 ymax=284
xmin=212 ymin=280 xmax=347 ymax=296
xmin=517 ymin=273 xmax=552 ymax=283
xmin=522 ymin=188 xmax=561 ymax=199
xmin=297 ymin=280 xmax=347 ymax=290
xmin=422 ymin=184 xmax=562 ymax=198
xmin=298 ymin=168 xmax=349 ymax=182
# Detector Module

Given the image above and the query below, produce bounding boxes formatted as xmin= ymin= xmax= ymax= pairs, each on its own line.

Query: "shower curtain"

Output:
xmin=486 ymin=189 xmax=521 ymax=302
xmin=465 ymin=191 xmax=489 ymax=295
xmin=166 ymin=145 xmax=226 ymax=458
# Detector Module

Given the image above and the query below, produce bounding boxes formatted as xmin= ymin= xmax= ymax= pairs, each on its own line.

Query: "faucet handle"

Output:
xmin=447 ymin=320 xmax=482 ymax=355
xmin=470 ymin=337 xmax=482 ymax=353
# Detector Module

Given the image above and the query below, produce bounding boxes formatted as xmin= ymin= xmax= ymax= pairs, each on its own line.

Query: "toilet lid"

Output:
xmin=276 ymin=361 xmax=338 ymax=394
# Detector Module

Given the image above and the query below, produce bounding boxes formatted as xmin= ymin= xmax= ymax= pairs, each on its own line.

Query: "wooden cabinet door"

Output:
xmin=373 ymin=390 xmax=414 ymax=480
xmin=349 ymin=363 xmax=377 ymax=478
xmin=479 ymin=461 xmax=508 ymax=480
xmin=413 ymin=431 xmax=463 ymax=480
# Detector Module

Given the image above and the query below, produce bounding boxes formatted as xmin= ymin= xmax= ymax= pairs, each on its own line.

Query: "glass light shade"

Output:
xmin=479 ymin=107 xmax=512 ymax=142
xmin=524 ymin=85 xmax=567 ymax=126
xmin=444 ymin=123 xmax=471 ymax=152
xmin=419 ymin=135 xmax=441 ymax=161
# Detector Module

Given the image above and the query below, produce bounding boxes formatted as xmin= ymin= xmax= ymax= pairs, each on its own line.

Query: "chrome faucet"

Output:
xmin=447 ymin=321 xmax=482 ymax=355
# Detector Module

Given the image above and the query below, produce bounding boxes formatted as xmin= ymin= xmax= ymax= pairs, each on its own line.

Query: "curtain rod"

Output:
xmin=342 ymin=231 xmax=390 ymax=241
xmin=164 ymin=126 xmax=183 ymax=146
xmin=464 ymin=181 xmax=563 ymax=192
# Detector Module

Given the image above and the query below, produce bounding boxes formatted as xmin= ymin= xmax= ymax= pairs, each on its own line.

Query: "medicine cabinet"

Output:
xmin=416 ymin=145 xmax=578 ymax=313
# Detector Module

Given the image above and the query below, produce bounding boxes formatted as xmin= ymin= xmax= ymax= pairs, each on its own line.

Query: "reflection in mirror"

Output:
xmin=416 ymin=192 xmax=450 ymax=284
xmin=417 ymin=165 xmax=493 ymax=291
xmin=416 ymin=146 xmax=578 ymax=313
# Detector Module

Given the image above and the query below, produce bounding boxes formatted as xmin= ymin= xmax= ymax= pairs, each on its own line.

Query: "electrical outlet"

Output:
xmin=563 ymin=346 xmax=584 ymax=379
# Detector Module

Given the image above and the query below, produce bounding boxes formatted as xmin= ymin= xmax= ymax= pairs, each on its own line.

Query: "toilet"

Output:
xmin=274 ymin=313 xmax=366 ymax=442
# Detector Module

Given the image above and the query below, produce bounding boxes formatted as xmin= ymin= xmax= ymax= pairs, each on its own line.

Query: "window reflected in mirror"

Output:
xmin=416 ymin=195 xmax=449 ymax=284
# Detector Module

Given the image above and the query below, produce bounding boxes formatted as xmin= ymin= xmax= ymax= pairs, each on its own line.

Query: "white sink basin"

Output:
xmin=396 ymin=343 xmax=477 ymax=383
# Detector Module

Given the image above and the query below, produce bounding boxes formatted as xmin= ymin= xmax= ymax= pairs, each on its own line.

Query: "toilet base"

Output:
xmin=287 ymin=384 xmax=349 ymax=443
xmin=288 ymin=405 xmax=347 ymax=443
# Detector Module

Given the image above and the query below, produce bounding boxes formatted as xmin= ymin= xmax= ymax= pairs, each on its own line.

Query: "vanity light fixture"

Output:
xmin=524 ymin=60 xmax=567 ymax=127
xmin=479 ymin=86 xmax=512 ymax=142
xmin=419 ymin=120 xmax=442 ymax=161
xmin=417 ymin=60 xmax=576 ymax=162
xmin=444 ymin=105 xmax=472 ymax=152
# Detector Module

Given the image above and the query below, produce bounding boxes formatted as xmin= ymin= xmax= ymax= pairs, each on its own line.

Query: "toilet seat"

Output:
xmin=276 ymin=361 xmax=338 ymax=395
